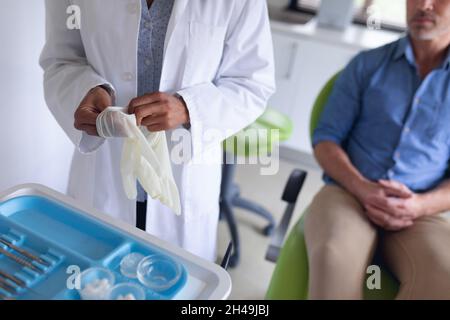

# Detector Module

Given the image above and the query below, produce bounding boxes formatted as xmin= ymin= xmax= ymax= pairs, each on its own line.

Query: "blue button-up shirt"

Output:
xmin=313 ymin=36 xmax=450 ymax=192
xmin=136 ymin=0 xmax=175 ymax=202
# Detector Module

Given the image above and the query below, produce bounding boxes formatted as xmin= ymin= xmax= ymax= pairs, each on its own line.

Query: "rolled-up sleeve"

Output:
xmin=312 ymin=53 xmax=365 ymax=148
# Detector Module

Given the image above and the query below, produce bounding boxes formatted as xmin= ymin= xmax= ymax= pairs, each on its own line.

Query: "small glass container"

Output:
xmin=108 ymin=283 xmax=146 ymax=300
xmin=78 ymin=267 xmax=115 ymax=300
xmin=120 ymin=252 xmax=145 ymax=278
xmin=137 ymin=254 xmax=182 ymax=292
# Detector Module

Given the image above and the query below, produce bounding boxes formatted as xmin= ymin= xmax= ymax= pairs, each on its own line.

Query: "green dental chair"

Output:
xmin=265 ymin=73 xmax=400 ymax=300
xmin=220 ymin=108 xmax=293 ymax=268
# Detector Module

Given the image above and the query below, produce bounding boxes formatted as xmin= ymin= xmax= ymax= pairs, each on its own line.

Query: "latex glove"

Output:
xmin=96 ymin=106 xmax=135 ymax=138
xmin=97 ymin=107 xmax=181 ymax=215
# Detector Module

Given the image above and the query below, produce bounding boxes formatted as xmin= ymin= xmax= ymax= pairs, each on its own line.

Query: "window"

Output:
xmin=289 ymin=0 xmax=407 ymax=31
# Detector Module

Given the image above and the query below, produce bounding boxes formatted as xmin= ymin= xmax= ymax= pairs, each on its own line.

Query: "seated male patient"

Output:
xmin=306 ymin=0 xmax=450 ymax=299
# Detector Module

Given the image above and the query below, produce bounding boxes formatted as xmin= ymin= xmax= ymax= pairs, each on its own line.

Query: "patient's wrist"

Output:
xmin=416 ymin=193 xmax=437 ymax=217
xmin=345 ymin=176 xmax=368 ymax=198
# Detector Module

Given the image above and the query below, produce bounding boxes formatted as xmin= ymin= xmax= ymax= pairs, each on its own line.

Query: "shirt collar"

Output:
xmin=393 ymin=36 xmax=416 ymax=67
xmin=444 ymin=47 xmax=450 ymax=70
xmin=394 ymin=36 xmax=450 ymax=71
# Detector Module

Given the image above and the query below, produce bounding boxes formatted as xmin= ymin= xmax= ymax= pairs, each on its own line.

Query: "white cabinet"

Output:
xmin=285 ymin=38 xmax=355 ymax=152
xmin=269 ymin=32 xmax=302 ymax=116
xmin=269 ymin=30 xmax=356 ymax=154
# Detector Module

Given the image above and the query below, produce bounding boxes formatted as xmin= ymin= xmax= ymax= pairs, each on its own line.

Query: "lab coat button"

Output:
xmin=127 ymin=3 xmax=138 ymax=14
xmin=122 ymin=72 xmax=134 ymax=81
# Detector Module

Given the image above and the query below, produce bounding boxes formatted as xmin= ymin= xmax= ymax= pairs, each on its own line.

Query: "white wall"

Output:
xmin=0 ymin=0 xmax=74 ymax=194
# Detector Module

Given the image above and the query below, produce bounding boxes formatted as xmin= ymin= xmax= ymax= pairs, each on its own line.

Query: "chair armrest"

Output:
xmin=265 ymin=169 xmax=307 ymax=263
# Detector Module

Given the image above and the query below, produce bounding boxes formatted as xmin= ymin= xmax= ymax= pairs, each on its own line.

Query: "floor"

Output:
xmin=216 ymin=158 xmax=324 ymax=300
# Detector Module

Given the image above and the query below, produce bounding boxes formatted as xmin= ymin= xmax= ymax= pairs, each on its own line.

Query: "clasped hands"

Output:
xmin=74 ymin=86 xmax=190 ymax=136
xmin=354 ymin=179 xmax=427 ymax=231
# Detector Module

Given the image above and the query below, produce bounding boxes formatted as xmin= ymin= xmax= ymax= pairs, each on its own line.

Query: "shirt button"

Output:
xmin=145 ymin=59 xmax=151 ymax=66
xmin=404 ymin=127 xmax=411 ymax=134
xmin=122 ymin=72 xmax=134 ymax=81
xmin=395 ymin=152 xmax=401 ymax=159
xmin=127 ymin=3 xmax=138 ymax=14
xmin=415 ymin=98 xmax=420 ymax=105
xmin=388 ymin=170 xmax=394 ymax=177
xmin=144 ymin=21 xmax=152 ymax=29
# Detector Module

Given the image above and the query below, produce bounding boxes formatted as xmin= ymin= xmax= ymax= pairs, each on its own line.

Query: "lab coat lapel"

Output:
xmin=164 ymin=0 xmax=189 ymax=55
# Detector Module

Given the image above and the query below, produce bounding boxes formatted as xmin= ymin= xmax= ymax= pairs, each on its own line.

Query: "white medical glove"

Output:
xmin=96 ymin=107 xmax=181 ymax=215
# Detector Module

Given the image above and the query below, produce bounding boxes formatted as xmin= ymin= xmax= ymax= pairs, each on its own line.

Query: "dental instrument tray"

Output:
xmin=0 ymin=184 xmax=231 ymax=300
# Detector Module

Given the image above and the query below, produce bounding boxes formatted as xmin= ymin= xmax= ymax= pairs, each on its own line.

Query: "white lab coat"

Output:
xmin=40 ymin=0 xmax=275 ymax=261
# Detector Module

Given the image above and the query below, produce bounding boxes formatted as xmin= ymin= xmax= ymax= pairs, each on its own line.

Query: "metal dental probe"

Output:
xmin=0 ymin=268 xmax=26 ymax=287
xmin=0 ymin=294 xmax=15 ymax=301
xmin=0 ymin=247 xmax=44 ymax=274
xmin=0 ymin=238 xmax=51 ymax=266
xmin=0 ymin=278 xmax=17 ymax=295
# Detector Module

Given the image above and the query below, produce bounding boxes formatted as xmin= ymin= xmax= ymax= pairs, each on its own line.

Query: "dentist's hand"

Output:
xmin=74 ymin=86 xmax=113 ymax=136
xmin=128 ymin=92 xmax=190 ymax=132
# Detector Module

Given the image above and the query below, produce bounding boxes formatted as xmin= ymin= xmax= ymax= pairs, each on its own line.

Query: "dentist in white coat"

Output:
xmin=40 ymin=0 xmax=275 ymax=261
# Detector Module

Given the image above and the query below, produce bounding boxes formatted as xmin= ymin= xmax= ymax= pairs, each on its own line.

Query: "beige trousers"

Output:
xmin=304 ymin=185 xmax=450 ymax=300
